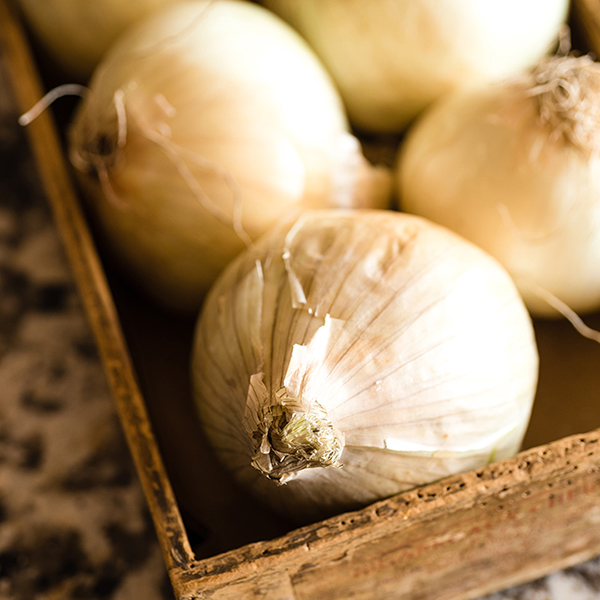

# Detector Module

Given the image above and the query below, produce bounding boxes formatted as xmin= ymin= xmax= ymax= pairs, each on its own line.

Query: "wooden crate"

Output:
xmin=2 ymin=1 xmax=600 ymax=598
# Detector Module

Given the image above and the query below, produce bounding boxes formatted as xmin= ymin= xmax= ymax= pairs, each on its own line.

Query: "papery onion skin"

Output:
xmin=191 ymin=209 xmax=538 ymax=523
xmin=68 ymin=0 xmax=391 ymax=314
xmin=17 ymin=0 xmax=179 ymax=79
xmin=397 ymin=55 xmax=600 ymax=317
xmin=262 ymin=0 xmax=569 ymax=133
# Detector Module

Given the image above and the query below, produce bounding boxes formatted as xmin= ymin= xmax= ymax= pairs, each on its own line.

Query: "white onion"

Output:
xmin=262 ymin=0 xmax=570 ymax=133
xmin=68 ymin=0 xmax=391 ymax=313
xmin=191 ymin=209 xmax=538 ymax=522
xmin=17 ymin=0 xmax=179 ymax=79
xmin=397 ymin=54 xmax=600 ymax=318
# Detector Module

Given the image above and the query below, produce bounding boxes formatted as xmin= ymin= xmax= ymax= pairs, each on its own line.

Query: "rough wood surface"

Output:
xmin=166 ymin=432 xmax=600 ymax=599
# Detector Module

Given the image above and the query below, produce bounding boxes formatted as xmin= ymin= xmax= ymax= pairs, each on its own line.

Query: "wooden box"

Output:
xmin=3 ymin=1 xmax=600 ymax=598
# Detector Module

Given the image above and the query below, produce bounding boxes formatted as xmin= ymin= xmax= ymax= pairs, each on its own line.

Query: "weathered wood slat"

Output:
xmin=169 ymin=433 xmax=600 ymax=599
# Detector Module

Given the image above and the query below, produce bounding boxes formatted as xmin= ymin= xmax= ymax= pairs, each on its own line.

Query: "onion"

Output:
xmin=68 ymin=0 xmax=391 ymax=313
xmin=191 ymin=209 xmax=538 ymax=522
xmin=17 ymin=0 xmax=179 ymax=79
xmin=397 ymin=54 xmax=600 ymax=318
xmin=261 ymin=0 xmax=569 ymax=133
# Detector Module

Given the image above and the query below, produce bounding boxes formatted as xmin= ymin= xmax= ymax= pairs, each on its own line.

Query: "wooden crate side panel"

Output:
xmin=172 ymin=432 xmax=600 ymax=600
xmin=290 ymin=472 xmax=600 ymax=600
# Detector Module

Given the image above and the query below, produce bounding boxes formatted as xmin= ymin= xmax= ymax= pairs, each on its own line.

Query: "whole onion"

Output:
xmin=262 ymin=0 xmax=569 ymax=133
xmin=191 ymin=209 xmax=538 ymax=522
xmin=68 ymin=0 xmax=390 ymax=313
xmin=397 ymin=54 xmax=600 ymax=317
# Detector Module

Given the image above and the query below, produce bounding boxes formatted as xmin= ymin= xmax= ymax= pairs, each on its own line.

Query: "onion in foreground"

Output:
xmin=191 ymin=209 xmax=538 ymax=522
xmin=68 ymin=0 xmax=391 ymax=313
xmin=262 ymin=0 xmax=569 ymax=133
xmin=397 ymin=54 xmax=600 ymax=317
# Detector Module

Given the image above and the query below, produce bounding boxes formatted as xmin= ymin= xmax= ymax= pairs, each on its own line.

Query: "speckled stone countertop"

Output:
xmin=1 ymin=46 xmax=600 ymax=600
xmin=0 ymin=52 xmax=172 ymax=599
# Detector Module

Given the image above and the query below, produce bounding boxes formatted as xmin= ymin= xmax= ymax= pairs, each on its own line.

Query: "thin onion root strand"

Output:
xmin=528 ymin=280 xmax=600 ymax=344
xmin=18 ymin=83 xmax=89 ymax=126
xmin=139 ymin=124 xmax=255 ymax=252
xmin=96 ymin=161 xmax=129 ymax=210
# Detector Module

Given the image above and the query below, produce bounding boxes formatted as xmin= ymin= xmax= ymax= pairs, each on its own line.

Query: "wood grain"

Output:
xmin=164 ymin=432 xmax=600 ymax=600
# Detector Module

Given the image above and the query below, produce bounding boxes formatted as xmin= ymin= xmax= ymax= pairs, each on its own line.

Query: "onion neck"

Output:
xmin=328 ymin=132 xmax=392 ymax=210
xmin=250 ymin=391 xmax=344 ymax=483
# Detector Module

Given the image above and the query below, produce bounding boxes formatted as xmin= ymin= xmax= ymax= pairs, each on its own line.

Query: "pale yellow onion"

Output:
xmin=17 ymin=0 xmax=180 ymax=79
xmin=68 ymin=0 xmax=391 ymax=313
xmin=191 ymin=209 xmax=538 ymax=522
xmin=262 ymin=0 xmax=569 ymax=133
xmin=397 ymin=55 xmax=600 ymax=318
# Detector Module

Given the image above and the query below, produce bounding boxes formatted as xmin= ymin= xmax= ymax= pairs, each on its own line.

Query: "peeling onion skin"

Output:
xmin=261 ymin=0 xmax=569 ymax=133
xmin=17 ymin=0 xmax=180 ymax=80
xmin=191 ymin=209 xmax=538 ymax=523
xmin=397 ymin=55 xmax=600 ymax=317
xmin=68 ymin=0 xmax=391 ymax=314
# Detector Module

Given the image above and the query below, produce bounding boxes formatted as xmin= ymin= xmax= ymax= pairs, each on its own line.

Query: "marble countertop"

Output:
xmin=1 ymin=45 xmax=600 ymax=600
